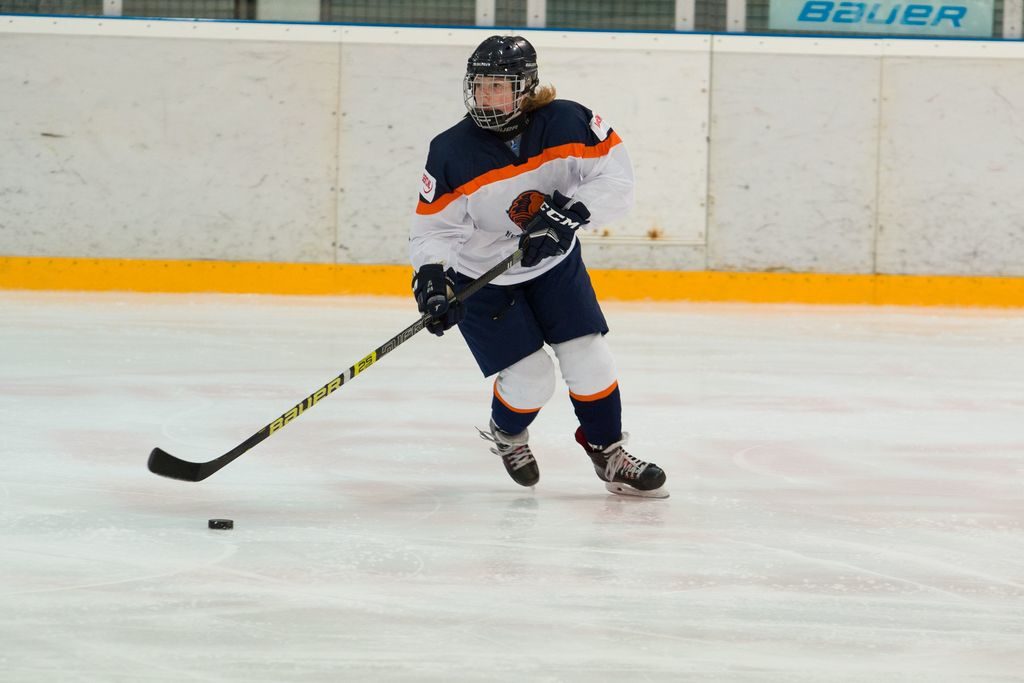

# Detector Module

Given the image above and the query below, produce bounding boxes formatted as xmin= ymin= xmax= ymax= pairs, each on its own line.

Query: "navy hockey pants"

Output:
xmin=453 ymin=242 xmax=609 ymax=377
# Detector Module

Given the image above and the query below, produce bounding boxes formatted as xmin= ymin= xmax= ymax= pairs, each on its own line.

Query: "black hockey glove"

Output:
xmin=412 ymin=264 xmax=465 ymax=337
xmin=519 ymin=191 xmax=591 ymax=268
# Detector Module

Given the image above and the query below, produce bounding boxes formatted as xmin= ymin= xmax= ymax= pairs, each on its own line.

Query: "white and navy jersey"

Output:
xmin=410 ymin=99 xmax=634 ymax=285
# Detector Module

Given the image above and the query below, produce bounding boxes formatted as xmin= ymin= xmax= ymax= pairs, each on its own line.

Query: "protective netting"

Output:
xmin=546 ymin=0 xmax=676 ymax=30
xmin=121 ymin=0 xmax=237 ymax=19
xmin=0 ymin=0 xmax=1012 ymax=38
xmin=0 ymin=0 xmax=235 ymax=16
xmin=0 ymin=0 xmax=102 ymax=14
xmin=322 ymin=0 xmax=475 ymax=26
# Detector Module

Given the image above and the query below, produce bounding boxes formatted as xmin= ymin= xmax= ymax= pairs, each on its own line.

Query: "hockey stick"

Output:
xmin=147 ymin=248 xmax=523 ymax=482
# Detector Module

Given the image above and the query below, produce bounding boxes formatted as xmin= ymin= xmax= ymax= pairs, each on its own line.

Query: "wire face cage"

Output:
xmin=462 ymin=73 xmax=533 ymax=131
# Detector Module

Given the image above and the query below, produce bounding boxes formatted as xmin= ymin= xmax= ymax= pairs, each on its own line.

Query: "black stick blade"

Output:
xmin=148 ymin=447 xmax=206 ymax=482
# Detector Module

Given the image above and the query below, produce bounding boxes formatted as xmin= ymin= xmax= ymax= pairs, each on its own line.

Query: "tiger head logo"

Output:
xmin=506 ymin=190 xmax=546 ymax=230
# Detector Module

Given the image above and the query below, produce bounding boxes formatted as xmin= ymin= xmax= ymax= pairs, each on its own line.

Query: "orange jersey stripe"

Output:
xmin=569 ymin=381 xmax=619 ymax=403
xmin=493 ymin=381 xmax=542 ymax=414
xmin=415 ymin=131 xmax=623 ymax=216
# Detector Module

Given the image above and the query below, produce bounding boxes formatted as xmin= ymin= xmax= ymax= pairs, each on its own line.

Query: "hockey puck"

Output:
xmin=208 ymin=518 xmax=234 ymax=530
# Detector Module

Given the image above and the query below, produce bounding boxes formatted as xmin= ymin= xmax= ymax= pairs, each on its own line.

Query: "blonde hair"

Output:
xmin=521 ymin=85 xmax=557 ymax=113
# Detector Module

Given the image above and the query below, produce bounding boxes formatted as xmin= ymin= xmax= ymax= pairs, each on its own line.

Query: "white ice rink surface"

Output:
xmin=2 ymin=290 xmax=1023 ymax=682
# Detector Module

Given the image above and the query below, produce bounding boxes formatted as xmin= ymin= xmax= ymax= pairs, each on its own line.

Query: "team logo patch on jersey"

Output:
xmin=506 ymin=190 xmax=546 ymax=230
xmin=590 ymin=113 xmax=611 ymax=142
xmin=420 ymin=169 xmax=436 ymax=202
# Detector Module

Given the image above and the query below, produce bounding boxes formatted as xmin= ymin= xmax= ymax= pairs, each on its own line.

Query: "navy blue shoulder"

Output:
xmin=421 ymin=117 xmax=505 ymax=200
xmin=522 ymin=99 xmax=600 ymax=152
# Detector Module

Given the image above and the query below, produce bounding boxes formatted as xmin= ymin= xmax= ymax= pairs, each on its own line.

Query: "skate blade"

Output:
xmin=605 ymin=482 xmax=670 ymax=499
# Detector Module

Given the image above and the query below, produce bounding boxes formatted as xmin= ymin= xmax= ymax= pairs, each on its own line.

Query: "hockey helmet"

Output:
xmin=463 ymin=35 xmax=539 ymax=131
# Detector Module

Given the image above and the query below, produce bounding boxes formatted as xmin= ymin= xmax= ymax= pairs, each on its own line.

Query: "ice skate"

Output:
xmin=479 ymin=419 xmax=540 ymax=487
xmin=574 ymin=428 xmax=668 ymax=498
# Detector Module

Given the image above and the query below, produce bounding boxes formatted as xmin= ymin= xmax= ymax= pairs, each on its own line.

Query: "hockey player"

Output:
xmin=410 ymin=35 xmax=668 ymax=498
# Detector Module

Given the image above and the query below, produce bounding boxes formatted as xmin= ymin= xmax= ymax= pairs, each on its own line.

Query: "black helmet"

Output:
xmin=463 ymin=35 xmax=539 ymax=131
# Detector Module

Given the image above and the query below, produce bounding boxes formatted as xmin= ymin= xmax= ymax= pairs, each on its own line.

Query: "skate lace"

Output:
xmin=479 ymin=428 xmax=535 ymax=471
xmin=599 ymin=434 xmax=648 ymax=482
xmin=499 ymin=444 xmax=535 ymax=470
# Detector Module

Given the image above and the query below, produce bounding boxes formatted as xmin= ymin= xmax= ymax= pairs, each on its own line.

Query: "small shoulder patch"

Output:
xmin=420 ymin=169 xmax=437 ymax=202
xmin=589 ymin=113 xmax=611 ymax=142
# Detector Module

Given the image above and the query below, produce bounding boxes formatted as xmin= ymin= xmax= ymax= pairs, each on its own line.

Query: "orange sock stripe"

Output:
xmin=493 ymin=381 xmax=541 ymax=414
xmin=568 ymin=381 xmax=619 ymax=402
